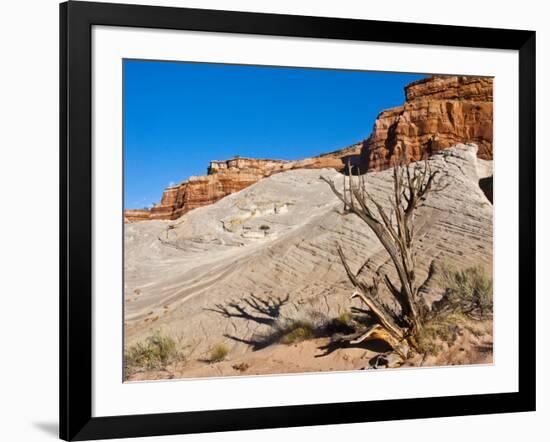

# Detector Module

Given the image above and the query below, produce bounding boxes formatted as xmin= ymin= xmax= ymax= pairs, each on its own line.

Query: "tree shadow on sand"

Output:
xmin=315 ymin=334 xmax=393 ymax=357
xmin=313 ymin=307 xmax=394 ymax=357
xmin=204 ymin=293 xmax=293 ymax=350
xmin=204 ymin=293 xmax=290 ymax=327
xmin=205 ymin=294 xmax=390 ymax=355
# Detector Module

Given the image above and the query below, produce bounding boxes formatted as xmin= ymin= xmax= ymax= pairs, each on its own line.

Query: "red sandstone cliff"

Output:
xmin=125 ymin=144 xmax=361 ymax=221
xmin=125 ymin=75 xmax=492 ymax=222
xmin=361 ymin=75 xmax=493 ymax=170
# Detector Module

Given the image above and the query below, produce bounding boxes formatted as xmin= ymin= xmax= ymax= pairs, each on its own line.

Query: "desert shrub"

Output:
xmin=259 ymin=224 xmax=270 ymax=231
xmin=416 ymin=263 xmax=492 ymax=355
xmin=209 ymin=344 xmax=229 ymax=363
xmin=280 ymin=320 xmax=315 ymax=344
xmin=249 ymin=309 xmax=360 ymax=349
xmin=416 ymin=313 xmax=464 ymax=355
xmin=336 ymin=312 xmax=353 ymax=327
xmin=248 ymin=312 xmax=324 ymax=349
xmin=324 ymin=312 xmax=356 ymax=335
xmin=435 ymin=262 xmax=493 ymax=318
xmin=262 ymin=310 xmax=362 ymax=347
xmin=124 ymin=331 xmax=181 ymax=378
xmin=463 ymin=322 xmax=485 ymax=337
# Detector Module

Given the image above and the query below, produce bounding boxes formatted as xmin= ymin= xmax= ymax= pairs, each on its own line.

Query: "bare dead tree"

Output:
xmin=321 ymin=150 xmax=448 ymax=355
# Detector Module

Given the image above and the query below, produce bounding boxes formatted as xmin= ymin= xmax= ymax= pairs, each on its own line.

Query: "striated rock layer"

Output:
xmin=125 ymin=75 xmax=492 ymax=221
xmin=361 ymin=76 xmax=493 ymax=170
xmin=125 ymin=144 xmax=361 ymax=221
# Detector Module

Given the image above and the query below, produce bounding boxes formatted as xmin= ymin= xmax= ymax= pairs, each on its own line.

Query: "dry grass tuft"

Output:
xmin=434 ymin=262 xmax=493 ymax=319
xmin=417 ymin=262 xmax=493 ymax=355
xmin=209 ymin=344 xmax=229 ymax=363
xmin=124 ymin=331 xmax=182 ymax=379
xmin=280 ymin=321 xmax=315 ymax=344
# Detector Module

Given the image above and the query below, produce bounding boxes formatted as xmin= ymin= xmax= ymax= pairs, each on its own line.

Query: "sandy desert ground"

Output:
xmin=124 ymin=144 xmax=493 ymax=380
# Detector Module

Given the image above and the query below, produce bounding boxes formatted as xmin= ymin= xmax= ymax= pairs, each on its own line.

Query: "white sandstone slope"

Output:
xmin=124 ymin=144 xmax=493 ymax=363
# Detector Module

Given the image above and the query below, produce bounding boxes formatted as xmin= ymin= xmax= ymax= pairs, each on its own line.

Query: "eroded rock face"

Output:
xmin=360 ymin=76 xmax=493 ymax=170
xmin=123 ymin=209 xmax=152 ymax=222
xmin=125 ymin=144 xmax=361 ymax=221
xmin=125 ymin=75 xmax=493 ymax=222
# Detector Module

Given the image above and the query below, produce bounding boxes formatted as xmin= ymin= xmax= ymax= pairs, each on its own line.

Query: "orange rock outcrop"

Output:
xmin=361 ymin=76 xmax=493 ymax=170
xmin=125 ymin=144 xmax=361 ymax=221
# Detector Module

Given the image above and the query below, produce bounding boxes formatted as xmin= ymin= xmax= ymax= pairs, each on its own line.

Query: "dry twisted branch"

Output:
xmin=321 ymin=150 xmax=448 ymax=353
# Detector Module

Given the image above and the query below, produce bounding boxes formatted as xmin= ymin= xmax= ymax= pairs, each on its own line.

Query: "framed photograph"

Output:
xmin=60 ymin=1 xmax=536 ymax=440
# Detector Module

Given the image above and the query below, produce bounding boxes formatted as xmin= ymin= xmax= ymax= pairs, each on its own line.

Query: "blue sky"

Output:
xmin=124 ymin=60 xmax=426 ymax=209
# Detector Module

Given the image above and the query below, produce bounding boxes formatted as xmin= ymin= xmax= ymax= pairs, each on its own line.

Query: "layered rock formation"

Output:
xmin=361 ymin=76 xmax=493 ymax=170
xmin=125 ymin=144 xmax=361 ymax=221
xmin=125 ymin=75 xmax=492 ymax=222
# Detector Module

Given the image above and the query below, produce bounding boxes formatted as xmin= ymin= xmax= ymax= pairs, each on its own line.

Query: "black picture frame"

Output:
xmin=60 ymin=1 xmax=536 ymax=440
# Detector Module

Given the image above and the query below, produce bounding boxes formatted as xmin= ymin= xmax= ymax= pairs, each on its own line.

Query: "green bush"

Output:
xmin=435 ymin=262 xmax=493 ymax=318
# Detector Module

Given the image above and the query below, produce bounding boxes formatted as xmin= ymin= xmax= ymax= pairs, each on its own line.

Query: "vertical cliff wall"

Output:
xmin=360 ymin=76 xmax=493 ymax=170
